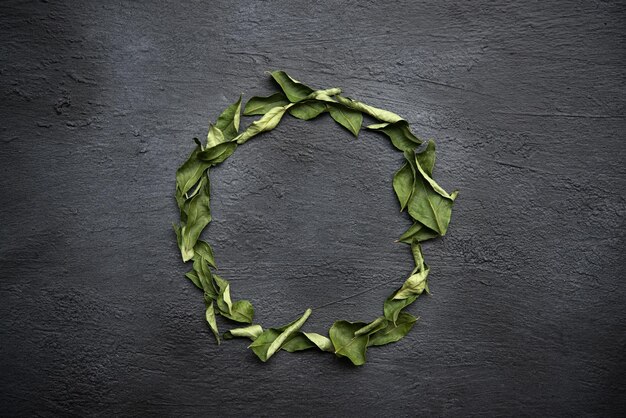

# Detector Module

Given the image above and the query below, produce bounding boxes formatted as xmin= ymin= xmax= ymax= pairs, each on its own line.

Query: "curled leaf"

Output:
xmin=328 ymin=103 xmax=363 ymax=137
xmin=224 ymin=324 xmax=264 ymax=341
xmin=215 ymin=95 xmax=242 ymax=139
xmin=244 ymin=93 xmax=290 ymax=116
xmin=368 ymin=312 xmax=417 ymax=347
xmin=249 ymin=308 xmax=312 ymax=362
xmin=367 ymin=120 xmax=422 ymax=152
xmin=205 ymin=302 xmax=220 ymax=344
xmin=236 ymin=105 xmax=291 ymax=145
xmin=329 ymin=321 xmax=370 ymax=366
xmin=270 ymin=70 xmax=314 ymax=102
xmin=289 ymin=100 xmax=327 ymax=120
xmin=336 ymin=96 xmax=403 ymax=123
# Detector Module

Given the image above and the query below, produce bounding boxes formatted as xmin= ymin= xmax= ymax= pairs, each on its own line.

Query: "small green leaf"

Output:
xmin=383 ymin=294 xmax=418 ymax=324
xmin=355 ymin=317 xmax=388 ymax=337
xmin=393 ymin=161 xmax=415 ymax=211
xmin=302 ymin=332 xmax=333 ymax=352
xmin=329 ymin=321 xmax=370 ymax=366
xmin=193 ymin=240 xmax=217 ymax=269
xmin=193 ymin=256 xmax=217 ymax=298
xmin=367 ymin=120 xmax=422 ymax=152
xmin=197 ymin=142 xmax=238 ymax=165
xmin=249 ymin=308 xmax=312 ymax=362
xmin=215 ymin=95 xmax=242 ymax=139
xmin=175 ymin=141 xmax=211 ymax=199
xmin=270 ymin=70 xmax=314 ymax=102
xmin=393 ymin=265 xmax=430 ymax=300
xmin=416 ymin=139 xmax=436 ymax=177
xmin=206 ymin=124 xmax=226 ymax=149
xmin=289 ymin=100 xmax=327 ymax=120
xmin=185 ymin=269 xmax=202 ymax=290
xmin=205 ymin=302 xmax=220 ymax=344
xmin=244 ymin=93 xmax=290 ymax=115
xmin=368 ymin=312 xmax=417 ymax=346
xmin=223 ymin=324 xmax=264 ymax=341
xmin=336 ymin=96 xmax=403 ymax=123
xmin=221 ymin=299 xmax=254 ymax=323
xmin=328 ymin=103 xmax=363 ymax=137
xmin=397 ymin=222 xmax=439 ymax=244
xmin=180 ymin=177 xmax=211 ymax=261
xmin=236 ymin=105 xmax=291 ymax=145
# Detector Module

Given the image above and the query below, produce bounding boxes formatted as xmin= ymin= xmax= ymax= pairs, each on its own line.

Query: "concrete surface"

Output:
xmin=1 ymin=0 xmax=625 ymax=416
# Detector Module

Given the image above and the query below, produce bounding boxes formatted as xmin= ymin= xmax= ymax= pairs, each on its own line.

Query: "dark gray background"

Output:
xmin=1 ymin=0 xmax=625 ymax=416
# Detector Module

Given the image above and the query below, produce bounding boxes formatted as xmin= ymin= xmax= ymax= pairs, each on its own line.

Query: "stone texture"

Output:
xmin=1 ymin=0 xmax=625 ymax=416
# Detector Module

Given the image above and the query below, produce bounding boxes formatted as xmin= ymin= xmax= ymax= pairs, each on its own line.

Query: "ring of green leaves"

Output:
xmin=174 ymin=71 xmax=457 ymax=365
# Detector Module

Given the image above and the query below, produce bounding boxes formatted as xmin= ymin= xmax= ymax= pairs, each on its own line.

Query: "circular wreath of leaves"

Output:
xmin=174 ymin=71 xmax=458 ymax=366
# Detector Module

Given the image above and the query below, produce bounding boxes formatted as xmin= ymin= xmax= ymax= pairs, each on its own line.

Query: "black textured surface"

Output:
xmin=1 ymin=1 xmax=625 ymax=416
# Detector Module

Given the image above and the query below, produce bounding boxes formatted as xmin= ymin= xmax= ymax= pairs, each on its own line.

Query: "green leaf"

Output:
xmin=329 ymin=321 xmax=370 ymax=366
xmin=193 ymin=256 xmax=217 ymax=298
xmin=213 ymin=274 xmax=233 ymax=315
xmin=393 ymin=161 xmax=415 ymax=211
xmin=224 ymin=324 xmax=264 ymax=341
xmin=397 ymin=222 xmax=439 ymax=244
xmin=383 ymin=294 xmax=418 ymax=324
xmin=270 ymin=70 xmax=314 ymax=102
xmin=205 ymin=302 xmax=220 ymax=344
xmin=175 ymin=142 xmax=211 ymax=200
xmin=185 ymin=269 xmax=202 ymax=290
xmin=416 ymin=139 xmax=436 ymax=177
xmin=393 ymin=265 xmax=430 ymax=300
xmin=336 ymin=96 xmax=403 ymax=123
xmin=206 ymin=124 xmax=226 ymax=149
xmin=302 ymin=332 xmax=333 ymax=352
xmin=406 ymin=156 xmax=455 ymax=235
xmin=366 ymin=120 xmax=422 ymax=152
xmin=197 ymin=142 xmax=238 ymax=165
xmin=193 ymin=240 xmax=217 ymax=268
xmin=355 ymin=317 xmax=388 ymax=336
xmin=280 ymin=333 xmax=317 ymax=352
xmin=249 ymin=308 xmax=312 ymax=362
xmin=236 ymin=105 xmax=291 ymax=145
xmin=244 ymin=93 xmax=291 ymax=115
xmin=221 ymin=299 xmax=254 ymax=323
xmin=215 ymin=95 xmax=242 ymax=139
xmin=368 ymin=312 xmax=417 ymax=346
xmin=328 ymin=103 xmax=363 ymax=137
xmin=289 ymin=100 xmax=327 ymax=120
xmin=180 ymin=177 xmax=211 ymax=261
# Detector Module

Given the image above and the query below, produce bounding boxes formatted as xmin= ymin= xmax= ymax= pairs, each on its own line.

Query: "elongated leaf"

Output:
xmin=205 ymin=302 xmax=220 ymax=344
xmin=175 ymin=142 xmax=211 ymax=199
xmin=289 ymin=100 xmax=327 ymax=120
xmin=236 ymin=105 xmax=291 ymax=144
xmin=383 ymin=294 xmax=418 ymax=324
xmin=367 ymin=121 xmax=422 ymax=152
xmin=244 ymin=93 xmax=290 ymax=116
xmin=328 ymin=103 xmax=362 ymax=136
xmin=303 ymin=332 xmax=333 ymax=352
xmin=397 ymin=221 xmax=439 ymax=244
xmin=249 ymin=308 xmax=312 ymax=361
xmin=206 ymin=124 xmax=226 ymax=149
xmin=193 ymin=256 xmax=217 ymax=298
xmin=393 ymin=161 xmax=415 ymax=211
xmin=197 ymin=142 xmax=237 ymax=165
xmin=221 ymin=299 xmax=254 ymax=323
xmin=336 ymin=96 xmax=403 ymax=123
xmin=224 ymin=324 xmax=264 ymax=341
xmin=185 ymin=269 xmax=202 ymax=290
xmin=406 ymin=164 xmax=455 ymax=235
xmin=215 ymin=95 xmax=242 ymax=139
xmin=329 ymin=321 xmax=370 ymax=366
xmin=368 ymin=312 xmax=417 ymax=346
xmin=393 ymin=266 xmax=430 ymax=300
xmin=213 ymin=274 xmax=233 ymax=315
xmin=193 ymin=240 xmax=217 ymax=268
xmin=281 ymin=333 xmax=317 ymax=352
xmin=180 ymin=177 xmax=211 ymax=261
xmin=270 ymin=70 xmax=314 ymax=102
xmin=355 ymin=317 xmax=388 ymax=337
xmin=416 ymin=139 xmax=436 ymax=177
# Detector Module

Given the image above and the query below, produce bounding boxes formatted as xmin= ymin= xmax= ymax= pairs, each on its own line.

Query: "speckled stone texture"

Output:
xmin=1 ymin=1 xmax=625 ymax=416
